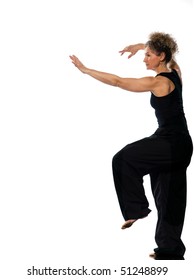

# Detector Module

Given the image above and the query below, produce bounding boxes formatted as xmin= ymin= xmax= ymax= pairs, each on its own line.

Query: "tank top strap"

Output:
xmin=156 ymin=69 xmax=182 ymax=87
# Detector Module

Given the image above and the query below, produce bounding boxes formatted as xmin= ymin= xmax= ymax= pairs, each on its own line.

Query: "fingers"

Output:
xmin=119 ymin=46 xmax=135 ymax=59
xmin=119 ymin=50 xmax=125 ymax=56
xmin=69 ymin=55 xmax=75 ymax=63
xmin=69 ymin=55 xmax=77 ymax=61
xmin=119 ymin=47 xmax=129 ymax=56
xmin=119 ymin=50 xmax=133 ymax=59
xmin=127 ymin=53 xmax=134 ymax=59
xmin=69 ymin=55 xmax=79 ymax=66
xmin=69 ymin=55 xmax=86 ymax=73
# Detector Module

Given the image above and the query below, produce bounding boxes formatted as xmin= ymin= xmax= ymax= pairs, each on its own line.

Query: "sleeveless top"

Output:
xmin=150 ymin=69 xmax=189 ymax=134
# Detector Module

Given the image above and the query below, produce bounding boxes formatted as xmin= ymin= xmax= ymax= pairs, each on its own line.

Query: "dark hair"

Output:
xmin=145 ymin=32 xmax=178 ymax=63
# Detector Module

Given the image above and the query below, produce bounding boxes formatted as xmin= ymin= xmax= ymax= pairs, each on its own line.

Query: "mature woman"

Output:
xmin=69 ymin=32 xmax=193 ymax=260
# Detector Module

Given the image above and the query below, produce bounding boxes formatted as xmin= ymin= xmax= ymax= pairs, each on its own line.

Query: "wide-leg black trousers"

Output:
xmin=112 ymin=130 xmax=193 ymax=257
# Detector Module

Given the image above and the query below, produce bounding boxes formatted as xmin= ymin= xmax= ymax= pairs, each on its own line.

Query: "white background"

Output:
xmin=0 ymin=0 xmax=193 ymax=279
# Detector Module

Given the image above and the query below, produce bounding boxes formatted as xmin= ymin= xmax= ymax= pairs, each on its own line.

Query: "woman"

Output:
xmin=69 ymin=32 xmax=193 ymax=260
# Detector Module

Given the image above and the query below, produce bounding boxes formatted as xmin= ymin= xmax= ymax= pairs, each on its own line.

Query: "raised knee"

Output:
xmin=112 ymin=151 xmax=123 ymax=168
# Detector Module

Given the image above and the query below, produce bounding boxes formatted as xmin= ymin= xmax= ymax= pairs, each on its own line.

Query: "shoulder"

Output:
xmin=152 ymin=75 xmax=174 ymax=97
xmin=151 ymin=75 xmax=170 ymax=88
xmin=135 ymin=76 xmax=162 ymax=93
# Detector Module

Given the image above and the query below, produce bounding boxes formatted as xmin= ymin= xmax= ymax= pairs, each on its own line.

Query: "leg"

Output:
xmin=112 ymin=135 xmax=170 ymax=222
xmin=112 ymin=158 xmax=151 ymax=221
xmin=112 ymin=141 xmax=151 ymax=221
xmin=150 ymin=168 xmax=187 ymax=258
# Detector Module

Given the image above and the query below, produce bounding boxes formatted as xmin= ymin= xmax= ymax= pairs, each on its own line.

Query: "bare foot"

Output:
xmin=121 ymin=219 xmax=136 ymax=230
xmin=149 ymin=253 xmax=156 ymax=258
xmin=121 ymin=215 xmax=148 ymax=230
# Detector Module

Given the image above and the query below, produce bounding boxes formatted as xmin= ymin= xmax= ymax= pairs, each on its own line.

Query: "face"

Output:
xmin=143 ymin=46 xmax=162 ymax=70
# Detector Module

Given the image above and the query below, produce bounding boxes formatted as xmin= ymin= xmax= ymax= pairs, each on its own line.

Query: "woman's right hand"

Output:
xmin=119 ymin=43 xmax=145 ymax=59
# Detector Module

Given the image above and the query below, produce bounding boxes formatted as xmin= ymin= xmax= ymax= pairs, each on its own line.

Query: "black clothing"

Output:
xmin=112 ymin=69 xmax=193 ymax=259
xmin=151 ymin=70 xmax=184 ymax=129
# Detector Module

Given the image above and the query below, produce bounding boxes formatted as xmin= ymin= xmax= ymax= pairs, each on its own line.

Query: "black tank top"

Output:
xmin=150 ymin=69 xmax=188 ymax=133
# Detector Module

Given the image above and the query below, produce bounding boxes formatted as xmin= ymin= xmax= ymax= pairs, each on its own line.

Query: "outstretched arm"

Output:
xmin=69 ymin=55 xmax=157 ymax=93
xmin=69 ymin=55 xmax=121 ymax=86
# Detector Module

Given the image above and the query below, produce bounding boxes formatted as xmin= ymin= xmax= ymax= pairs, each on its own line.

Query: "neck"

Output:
xmin=155 ymin=64 xmax=171 ymax=74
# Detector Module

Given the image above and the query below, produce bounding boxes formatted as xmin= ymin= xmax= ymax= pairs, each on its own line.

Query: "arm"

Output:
xmin=69 ymin=55 xmax=157 ymax=93
xmin=168 ymin=57 xmax=182 ymax=78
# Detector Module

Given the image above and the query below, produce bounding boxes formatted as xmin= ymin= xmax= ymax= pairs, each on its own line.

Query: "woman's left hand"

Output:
xmin=69 ymin=55 xmax=87 ymax=73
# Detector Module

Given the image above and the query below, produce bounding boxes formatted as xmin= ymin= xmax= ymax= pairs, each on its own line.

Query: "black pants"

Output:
xmin=112 ymin=130 xmax=193 ymax=258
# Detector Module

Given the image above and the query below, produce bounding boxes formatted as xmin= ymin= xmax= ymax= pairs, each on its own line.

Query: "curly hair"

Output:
xmin=145 ymin=32 xmax=178 ymax=63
